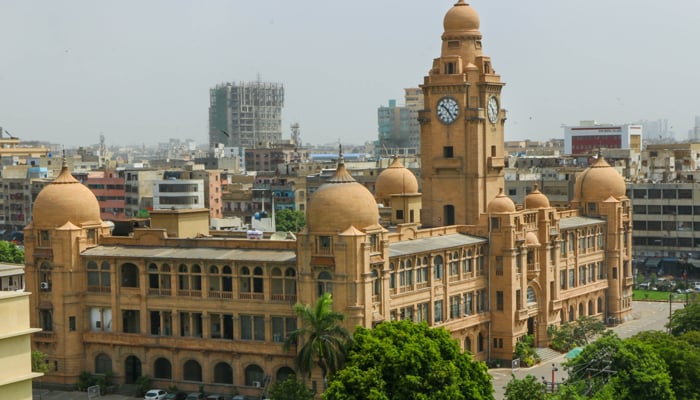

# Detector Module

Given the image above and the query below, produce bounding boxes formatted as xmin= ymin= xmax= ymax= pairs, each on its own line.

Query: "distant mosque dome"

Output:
xmin=32 ymin=162 xmax=102 ymax=228
xmin=487 ymin=188 xmax=516 ymax=213
xmin=443 ymin=0 xmax=480 ymax=33
xmin=375 ymin=157 xmax=419 ymax=204
xmin=525 ymin=184 xmax=550 ymax=209
xmin=573 ymin=156 xmax=626 ymax=203
xmin=307 ymin=153 xmax=380 ymax=233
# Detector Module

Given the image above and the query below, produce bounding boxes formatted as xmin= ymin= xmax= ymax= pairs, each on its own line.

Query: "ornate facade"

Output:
xmin=25 ymin=1 xmax=633 ymax=397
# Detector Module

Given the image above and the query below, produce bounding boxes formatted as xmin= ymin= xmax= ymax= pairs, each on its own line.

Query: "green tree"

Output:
xmin=565 ymin=333 xmax=675 ymax=400
xmin=668 ymin=302 xmax=700 ymax=336
xmin=275 ymin=209 xmax=306 ymax=232
xmin=284 ymin=292 xmax=351 ymax=382
xmin=323 ymin=320 xmax=494 ymax=400
xmin=549 ymin=316 xmax=606 ymax=352
xmin=0 ymin=240 xmax=24 ymax=263
xmin=31 ymin=350 xmax=49 ymax=374
xmin=633 ymin=330 xmax=700 ymax=400
xmin=514 ymin=334 xmax=541 ymax=367
xmin=267 ymin=375 xmax=314 ymax=400
xmin=504 ymin=374 xmax=545 ymax=400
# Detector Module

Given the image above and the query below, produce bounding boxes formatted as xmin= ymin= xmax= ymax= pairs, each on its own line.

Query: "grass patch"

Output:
xmin=634 ymin=290 xmax=698 ymax=302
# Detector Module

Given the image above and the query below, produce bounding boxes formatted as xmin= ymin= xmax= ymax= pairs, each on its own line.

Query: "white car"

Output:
xmin=145 ymin=389 xmax=168 ymax=400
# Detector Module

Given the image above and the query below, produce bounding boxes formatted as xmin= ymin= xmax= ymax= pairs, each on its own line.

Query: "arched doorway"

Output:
xmin=124 ymin=355 xmax=142 ymax=384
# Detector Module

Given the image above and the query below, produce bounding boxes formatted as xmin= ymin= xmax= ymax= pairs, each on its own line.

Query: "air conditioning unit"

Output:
xmin=40 ymin=282 xmax=49 ymax=289
xmin=253 ymin=381 xmax=261 ymax=388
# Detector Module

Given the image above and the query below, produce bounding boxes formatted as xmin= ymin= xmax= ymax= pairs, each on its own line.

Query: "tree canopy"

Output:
xmin=275 ymin=209 xmax=306 ymax=232
xmin=564 ymin=332 xmax=675 ymax=400
xmin=668 ymin=302 xmax=700 ymax=336
xmin=323 ymin=320 xmax=494 ymax=400
xmin=284 ymin=292 xmax=351 ymax=381
xmin=267 ymin=375 xmax=314 ymax=400
xmin=0 ymin=240 xmax=24 ymax=263
xmin=548 ymin=316 xmax=606 ymax=352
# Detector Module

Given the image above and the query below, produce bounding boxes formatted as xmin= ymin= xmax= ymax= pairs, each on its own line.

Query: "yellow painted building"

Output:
xmin=0 ymin=291 xmax=43 ymax=400
xmin=25 ymin=1 xmax=632 ymax=396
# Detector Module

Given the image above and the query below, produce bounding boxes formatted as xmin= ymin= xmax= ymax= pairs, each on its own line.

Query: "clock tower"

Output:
xmin=419 ymin=0 xmax=506 ymax=227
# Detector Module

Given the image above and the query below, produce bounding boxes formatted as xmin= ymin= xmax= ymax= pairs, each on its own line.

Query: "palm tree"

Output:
xmin=284 ymin=292 xmax=352 ymax=382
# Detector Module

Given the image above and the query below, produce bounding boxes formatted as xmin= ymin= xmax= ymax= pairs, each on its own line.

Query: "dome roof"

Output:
xmin=375 ymin=157 xmax=419 ymax=201
xmin=525 ymin=184 xmax=550 ymax=209
xmin=525 ymin=231 xmax=541 ymax=247
xmin=487 ymin=188 xmax=516 ymax=213
xmin=32 ymin=163 xmax=102 ymax=228
xmin=443 ymin=0 xmax=480 ymax=33
xmin=307 ymin=155 xmax=379 ymax=233
xmin=573 ymin=156 xmax=626 ymax=203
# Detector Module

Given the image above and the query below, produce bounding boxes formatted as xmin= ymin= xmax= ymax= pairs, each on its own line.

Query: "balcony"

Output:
xmin=527 ymin=262 xmax=540 ymax=280
xmin=488 ymin=156 xmax=505 ymax=169
xmin=34 ymin=331 xmax=56 ymax=343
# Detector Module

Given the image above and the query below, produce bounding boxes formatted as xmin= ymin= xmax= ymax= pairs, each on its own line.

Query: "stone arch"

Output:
xmin=153 ymin=357 xmax=171 ymax=379
xmin=183 ymin=359 xmax=202 ymax=382
xmin=213 ymin=361 xmax=233 ymax=384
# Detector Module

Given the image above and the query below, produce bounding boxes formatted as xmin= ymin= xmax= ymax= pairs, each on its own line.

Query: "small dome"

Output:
xmin=375 ymin=157 xmax=419 ymax=201
xmin=487 ymin=188 xmax=516 ymax=213
xmin=443 ymin=0 xmax=480 ymax=33
xmin=525 ymin=231 xmax=541 ymax=247
xmin=32 ymin=164 xmax=102 ymax=228
xmin=573 ymin=156 xmax=626 ymax=203
xmin=307 ymin=155 xmax=379 ymax=233
xmin=525 ymin=184 xmax=550 ymax=209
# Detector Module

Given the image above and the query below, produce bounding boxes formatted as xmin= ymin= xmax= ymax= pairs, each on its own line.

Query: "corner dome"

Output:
xmin=487 ymin=188 xmax=516 ymax=213
xmin=443 ymin=0 xmax=480 ymax=33
xmin=307 ymin=155 xmax=379 ymax=233
xmin=375 ymin=157 xmax=419 ymax=202
xmin=32 ymin=163 xmax=102 ymax=228
xmin=573 ymin=156 xmax=626 ymax=203
xmin=525 ymin=184 xmax=550 ymax=209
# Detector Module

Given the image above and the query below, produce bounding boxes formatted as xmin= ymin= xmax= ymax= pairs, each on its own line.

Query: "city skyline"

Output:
xmin=2 ymin=0 xmax=699 ymax=147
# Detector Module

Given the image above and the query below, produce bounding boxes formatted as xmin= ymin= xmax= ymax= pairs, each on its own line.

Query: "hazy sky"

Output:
xmin=2 ymin=1 xmax=699 ymax=148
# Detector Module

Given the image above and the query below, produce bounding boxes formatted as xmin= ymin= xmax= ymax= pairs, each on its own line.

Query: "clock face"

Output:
xmin=487 ymin=96 xmax=499 ymax=124
xmin=437 ymin=97 xmax=459 ymax=125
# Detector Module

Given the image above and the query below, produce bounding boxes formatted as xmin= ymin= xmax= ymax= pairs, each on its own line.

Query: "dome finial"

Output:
xmin=338 ymin=141 xmax=345 ymax=166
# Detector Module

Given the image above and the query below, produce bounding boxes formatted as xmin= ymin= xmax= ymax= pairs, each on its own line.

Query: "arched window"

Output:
xmin=464 ymin=337 xmax=472 ymax=353
xmin=95 ymin=353 xmax=112 ymax=374
xmin=191 ymin=264 xmax=202 ymax=291
xmin=153 ymin=358 xmax=171 ymax=379
xmin=526 ymin=287 xmax=536 ymax=304
xmin=178 ymin=264 xmax=189 ymax=290
xmin=477 ymin=332 xmax=484 ymax=352
xmin=240 ymin=266 xmax=251 ymax=294
xmin=276 ymin=366 xmax=295 ymax=383
xmin=433 ymin=255 xmax=444 ymax=280
xmin=253 ymin=267 xmax=264 ymax=294
xmin=284 ymin=268 xmax=296 ymax=302
xmin=209 ymin=265 xmax=221 ymax=292
xmin=121 ymin=263 xmax=139 ymax=288
xmin=560 ymin=309 xmax=565 ymax=323
xmin=569 ymin=305 xmax=574 ymax=322
xmin=389 ymin=263 xmax=396 ymax=290
xmin=578 ymin=303 xmax=584 ymax=318
xmin=317 ymin=271 xmax=332 ymax=296
xmin=245 ymin=364 xmax=264 ymax=387
xmin=88 ymin=261 xmax=109 ymax=293
xmin=371 ymin=269 xmax=380 ymax=297
xmin=271 ymin=268 xmax=283 ymax=300
xmin=183 ymin=360 xmax=202 ymax=382
xmin=222 ymin=265 xmax=233 ymax=293
xmin=588 ymin=300 xmax=594 ymax=315
xmin=214 ymin=362 xmax=233 ymax=384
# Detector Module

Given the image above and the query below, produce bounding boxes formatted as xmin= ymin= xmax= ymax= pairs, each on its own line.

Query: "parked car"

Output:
xmin=144 ymin=389 xmax=168 ymax=400
xmin=165 ymin=392 xmax=188 ymax=400
xmin=206 ymin=395 xmax=225 ymax=400
xmin=185 ymin=394 xmax=205 ymax=400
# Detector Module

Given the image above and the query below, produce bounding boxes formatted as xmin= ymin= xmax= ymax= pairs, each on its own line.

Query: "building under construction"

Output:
xmin=209 ymin=81 xmax=285 ymax=149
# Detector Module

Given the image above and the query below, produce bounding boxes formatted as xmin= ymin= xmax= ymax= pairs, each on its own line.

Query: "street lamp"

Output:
xmin=551 ymin=363 xmax=558 ymax=393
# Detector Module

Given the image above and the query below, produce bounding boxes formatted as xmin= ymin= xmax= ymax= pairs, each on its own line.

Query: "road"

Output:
xmin=490 ymin=300 xmax=682 ymax=400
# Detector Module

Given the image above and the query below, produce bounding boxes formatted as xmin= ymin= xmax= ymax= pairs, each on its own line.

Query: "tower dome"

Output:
xmin=375 ymin=157 xmax=419 ymax=203
xmin=573 ymin=156 xmax=626 ymax=203
xmin=487 ymin=188 xmax=516 ymax=213
xmin=443 ymin=0 xmax=480 ymax=33
xmin=32 ymin=162 xmax=102 ymax=228
xmin=525 ymin=184 xmax=550 ymax=209
xmin=307 ymin=153 xmax=380 ymax=233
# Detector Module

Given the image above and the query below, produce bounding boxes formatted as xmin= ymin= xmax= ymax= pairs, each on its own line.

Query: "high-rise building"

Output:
xmin=564 ymin=121 xmax=643 ymax=155
xmin=209 ymin=81 xmax=284 ymax=150
xmin=377 ymin=88 xmax=424 ymax=156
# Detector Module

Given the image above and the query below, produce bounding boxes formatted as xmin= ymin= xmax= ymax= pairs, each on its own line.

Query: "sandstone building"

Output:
xmin=25 ymin=2 xmax=632 ymax=397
